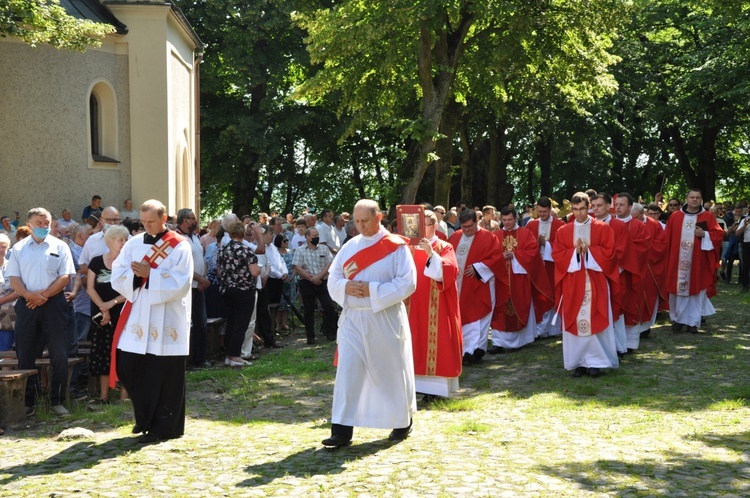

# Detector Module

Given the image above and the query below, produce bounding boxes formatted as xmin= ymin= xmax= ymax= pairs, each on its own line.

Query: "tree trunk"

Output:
xmin=433 ymin=100 xmax=460 ymax=207
xmin=398 ymin=9 xmax=476 ymax=205
xmin=459 ymin=121 xmax=473 ymax=206
xmin=538 ymin=133 xmax=553 ymax=197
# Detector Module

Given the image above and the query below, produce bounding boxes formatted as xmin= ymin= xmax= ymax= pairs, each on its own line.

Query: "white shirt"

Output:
xmin=316 ymin=221 xmax=340 ymax=253
xmin=120 ymin=209 xmax=140 ymax=221
xmin=5 ymin=234 xmax=76 ymax=293
xmin=290 ymin=232 xmax=307 ymax=250
xmin=739 ymin=218 xmax=750 ymax=243
xmin=78 ymin=231 xmax=108 ymax=267
xmin=264 ymin=243 xmax=287 ymax=279
xmin=184 ymin=233 xmax=206 ymax=288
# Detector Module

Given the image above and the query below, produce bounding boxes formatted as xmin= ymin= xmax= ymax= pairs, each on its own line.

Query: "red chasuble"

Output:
xmin=552 ymin=220 xmax=619 ymax=336
xmin=620 ymin=217 xmax=650 ymax=326
xmin=664 ymin=209 xmax=723 ymax=297
xmin=603 ymin=218 xmax=637 ymax=320
xmin=525 ymin=217 xmax=565 ymax=297
xmin=640 ymin=216 xmax=668 ymax=321
xmin=491 ymin=227 xmax=554 ymax=332
xmin=448 ymin=228 xmax=503 ymax=325
xmin=408 ymin=239 xmax=463 ymax=378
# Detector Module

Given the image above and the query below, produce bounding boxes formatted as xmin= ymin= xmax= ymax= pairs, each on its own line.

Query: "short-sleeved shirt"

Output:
xmin=292 ymin=244 xmax=333 ymax=278
xmin=739 ymin=217 xmax=750 ymax=243
xmin=5 ymin=234 xmax=76 ymax=292
xmin=217 ymin=240 xmax=258 ymax=292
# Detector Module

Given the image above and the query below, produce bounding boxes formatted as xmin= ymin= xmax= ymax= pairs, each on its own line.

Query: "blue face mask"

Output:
xmin=33 ymin=227 xmax=50 ymax=239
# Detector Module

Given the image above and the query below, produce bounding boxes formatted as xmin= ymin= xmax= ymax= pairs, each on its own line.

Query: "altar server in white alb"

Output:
xmin=322 ymin=199 xmax=417 ymax=447
xmin=110 ymin=199 xmax=194 ymax=443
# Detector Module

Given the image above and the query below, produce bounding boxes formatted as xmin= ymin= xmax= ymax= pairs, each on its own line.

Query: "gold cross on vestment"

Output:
xmin=145 ymin=242 xmax=170 ymax=266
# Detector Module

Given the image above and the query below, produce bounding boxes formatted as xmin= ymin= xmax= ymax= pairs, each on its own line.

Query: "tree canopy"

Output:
xmin=179 ymin=0 xmax=750 ymax=218
xmin=1 ymin=0 xmax=114 ymax=51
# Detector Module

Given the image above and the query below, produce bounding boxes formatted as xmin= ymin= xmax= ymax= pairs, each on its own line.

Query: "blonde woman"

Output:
xmin=86 ymin=225 xmax=129 ymax=403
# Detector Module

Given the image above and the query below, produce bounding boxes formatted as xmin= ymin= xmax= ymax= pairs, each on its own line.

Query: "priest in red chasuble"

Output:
xmin=407 ymin=210 xmax=462 ymax=398
xmin=552 ymin=192 xmax=619 ymax=378
xmin=590 ymin=193 xmax=635 ymax=357
xmin=448 ymin=209 xmax=502 ymax=365
xmin=525 ymin=196 xmax=565 ymax=338
xmin=632 ymin=203 xmax=668 ymax=336
xmin=489 ymin=207 xmax=553 ymax=353
xmin=664 ymin=189 xmax=724 ymax=333
xmin=614 ymin=193 xmax=650 ymax=351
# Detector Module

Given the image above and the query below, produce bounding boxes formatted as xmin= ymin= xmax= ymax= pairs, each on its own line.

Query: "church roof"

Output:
xmin=60 ymin=0 xmax=129 ymax=34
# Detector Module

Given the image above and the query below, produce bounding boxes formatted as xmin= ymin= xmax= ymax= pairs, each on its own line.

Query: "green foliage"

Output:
xmin=0 ymin=0 xmax=114 ymax=51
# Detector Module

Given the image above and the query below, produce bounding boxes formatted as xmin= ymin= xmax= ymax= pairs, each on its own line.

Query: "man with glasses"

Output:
xmin=448 ymin=209 xmax=502 ymax=365
xmin=78 ymin=206 xmax=123 ymax=276
xmin=433 ymin=205 xmax=449 ymax=236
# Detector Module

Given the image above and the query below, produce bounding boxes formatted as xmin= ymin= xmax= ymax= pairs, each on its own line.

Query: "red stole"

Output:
xmin=492 ymin=227 xmax=554 ymax=332
xmin=109 ymin=230 xmax=185 ymax=387
xmin=342 ymin=233 xmax=406 ymax=280
xmin=620 ymin=217 xmax=650 ymax=326
xmin=333 ymin=232 xmax=406 ymax=366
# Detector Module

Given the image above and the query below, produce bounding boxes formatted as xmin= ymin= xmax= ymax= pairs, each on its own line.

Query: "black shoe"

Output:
xmin=701 ymin=317 xmax=707 ymax=325
xmin=719 ymin=269 xmax=726 ymax=281
xmin=588 ymin=367 xmax=602 ymax=378
xmin=325 ymin=334 xmax=337 ymax=342
xmin=572 ymin=367 xmax=587 ymax=378
xmin=688 ymin=325 xmax=699 ymax=334
xmin=268 ymin=342 xmax=285 ymax=349
xmin=671 ymin=322 xmax=684 ymax=333
xmin=137 ymin=432 xmax=164 ymax=444
xmin=488 ymin=346 xmax=504 ymax=355
xmin=321 ymin=434 xmax=352 ymax=447
xmin=388 ymin=419 xmax=413 ymax=441
xmin=421 ymin=394 xmax=441 ymax=404
xmin=307 ymin=338 xmax=316 ymax=345
xmin=627 ymin=348 xmax=635 ymax=354
xmin=462 ymin=353 xmax=475 ymax=366
xmin=132 ymin=424 xmax=144 ymax=434
xmin=640 ymin=328 xmax=651 ymax=339
xmin=472 ymin=349 xmax=485 ymax=363
xmin=617 ymin=352 xmax=624 ymax=359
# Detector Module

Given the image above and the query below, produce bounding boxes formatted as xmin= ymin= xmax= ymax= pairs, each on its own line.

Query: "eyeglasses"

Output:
xmin=668 ymin=203 xmax=679 ymax=207
xmin=103 ymin=217 xmax=121 ymax=223
xmin=282 ymin=239 xmax=289 ymax=242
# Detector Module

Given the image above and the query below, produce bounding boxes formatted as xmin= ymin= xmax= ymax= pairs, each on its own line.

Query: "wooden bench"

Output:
xmin=205 ymin=317 xmax=224 ymax=357
xmin=0 ymin=370 xmax=38 ymax=429
xmin=0 ymin=357 xmax=85 ymax=404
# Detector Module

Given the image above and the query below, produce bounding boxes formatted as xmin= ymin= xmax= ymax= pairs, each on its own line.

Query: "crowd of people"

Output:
xmin=0 ymin=188 xmax=745 ymax=446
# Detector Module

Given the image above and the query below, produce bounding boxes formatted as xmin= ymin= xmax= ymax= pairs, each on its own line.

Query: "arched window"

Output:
xmin=87 ymin=79 xmax=119 ymax=165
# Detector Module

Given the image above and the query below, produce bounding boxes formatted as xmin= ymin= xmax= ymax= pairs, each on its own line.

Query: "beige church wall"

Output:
xmin=0 ymin=39 xmax=131 ymax=222
xmin=167 ymin=38 xmax=195 ymax=213
xmin=108 ymin=2 xmax=199 ymax=216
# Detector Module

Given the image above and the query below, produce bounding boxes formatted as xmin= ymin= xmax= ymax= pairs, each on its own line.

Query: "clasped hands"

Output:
xmin=345 ymin=280 xmax=370 ymax=298
xmin=131 ymin=260 xmax=151 ymax=278
xmin=575 ymin=238 xmax=589 ymax=255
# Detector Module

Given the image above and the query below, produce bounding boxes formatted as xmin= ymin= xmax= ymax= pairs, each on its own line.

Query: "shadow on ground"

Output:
xmin=238 ymin=439 xmax=399 ymax=487
xmin=536 ymin=430 xmax=750 ymax=495
xmin=0 ymin=436 xmax=141 ymax=485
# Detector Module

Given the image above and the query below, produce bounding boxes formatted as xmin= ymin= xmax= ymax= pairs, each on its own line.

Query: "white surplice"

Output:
xmin=111 ymin=233 xmax=194 ymax=356
xmin=327 ymin=227 xmax=417 ymax=429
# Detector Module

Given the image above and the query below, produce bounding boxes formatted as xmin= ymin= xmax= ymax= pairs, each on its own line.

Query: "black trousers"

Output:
xmin=189 ymin=288 xmax=208 ymax=366
xmin=15 ymin=294 xmax=68 ymax=407
xmin=117 ymin=350 xmax=186 ymax=438
xmin=256 ymin=285 xmax=276 ymax=346
xmin=298 ymin=279 xmax=338 ymax=340
xmin=222 ymin=287 xmax=256 ymax=357
xmin=741 ymin=242 xmax=750 ymax=289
